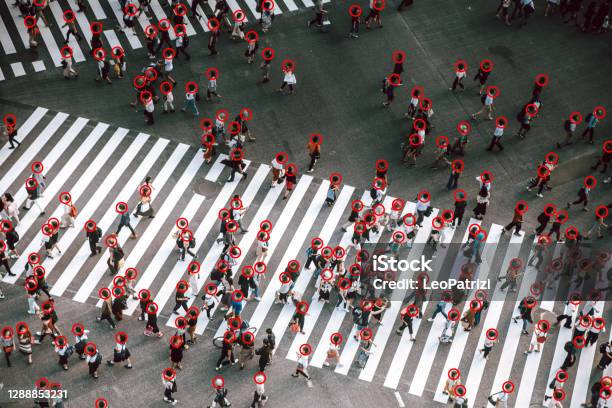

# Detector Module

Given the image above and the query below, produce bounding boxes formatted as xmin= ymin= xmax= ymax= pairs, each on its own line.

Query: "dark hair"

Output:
xmin=145 ymin=176 xmax=152 ymax=183
xmin=3 ymin=193 xmax=13 ymax=202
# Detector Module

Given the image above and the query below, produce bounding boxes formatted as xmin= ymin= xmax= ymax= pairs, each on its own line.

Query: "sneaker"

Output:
xmin=536 ymin=194 xmax=544 ymax=198
xmin=427 ymin=318 xmax=434 ymax=322
xmin=323 ymin=362 xmax=329 ymax=367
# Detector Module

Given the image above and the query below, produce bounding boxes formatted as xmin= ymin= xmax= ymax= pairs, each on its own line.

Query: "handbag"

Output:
xmin=487 ymin=396 xmax=497 ymax=406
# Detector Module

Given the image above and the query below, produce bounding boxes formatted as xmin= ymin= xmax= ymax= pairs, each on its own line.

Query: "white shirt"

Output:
xmin=185 ymin=92 xmax=195 ymax=101
xmin=297 ymin=354 xmax=309 ymax=369
xmin=86 ymin=353 xmax=99 ymax=363
xmin=145 ymin=99 xmax=154 ymax=113
xmin=165 ymin=91 xmax=174 ymax=103
xmin=494 ymin=125 xmax=504 ymax=137
xmin=283 ymin=71 xmax=296 ymax=84
xmin=416 ymin=200 xmax=430 ymax=212
xmin=410 ymin=97 xmax=419 ymax=107
xmin=484 ymin=95 xmax=494 ymax=106
xmin=271 ymin=159 xmax=283 ymax=170
xmin=164 ymin=58 xmax=173 ymax=72
xmin=455 ymin=71 xmax=466 ymax=79
xmin=279 ymin=280 xmax=292 ymax=294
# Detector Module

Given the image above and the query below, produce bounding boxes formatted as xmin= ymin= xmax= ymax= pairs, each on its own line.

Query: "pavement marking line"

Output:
xmin=10 ymin=117 xmax=89 ymax=209
xmin=123 ymin=193 xmax=206 ymax=315
xmin=118 ymin=156 xmax=229 ymax=314
xmin=0 ymin=107 xmax=47 ymax=166
xmin=6 ymin=122 xmax=107 ymax=239
xmin=299 ymin=0 xmax=314 ymax=8
xmin=149 ymin=0 xmax=177 ymax=40
xmin=163 ymin=162 xmax=265 ymax=328
xmin=394 ymin=391 xmax=405 ymax=408
xmin=541 ymin=250 xmax=595 ymax=403
xmin=4 ymin=123 xmax=122 ymax=284
xmin=32 ymin=60 xmax=45 ymax=72
xmin=0 ymin=67 xmax=4 ymax=81
xmin=10 ymin=62 xmax=25 ymax=76
xmin=384 ymin=218 xmax=481 ymax=389
xmin=49 ymin=1 xmax=87 ymax=62
xmin=3 ymin=0 xmax=31 ymax=48
xmin=193 ymin=4 xmax=211 ymax=32
xmin=430 ymin=224 xmax=504 ymax=401
xmin=208 ymin=175 xmax=311 ymax=337
xmin=36 ymin=18 xmax=65 ymax=67
xmin=43 ymin=128 xmax=149 ymax=277
xmin=72 ymin=143 xmax=188 ymax=302
xmin=93 ymin=150 xmax=205 ymax=307
xmin=309 ymin=195 xmax=392 ymax=368
xmin=106 ymin=0 xmax=143 ymax=49
xmin=283 ymin=187 xmax=364 ymax=361
xmin=569 ymin=305 xmax=607 ymax=408
xmin=0 ymin=12 xmax=17 ymax=54
xmin=103 ymin=29 xmax=122 ymax=49
xmin=51 ymin=137 xmax=169 ymax=297
xmin=241 ymin=0 xmax=259 ymax=20
xmin=359 ymin=204 xmax=437 ymax=381
xmin=278 ymin=0 xmax=298 ymax=12
xmin=336 ymin=199 xmax=432 ymax=376
xmin=486 ymin=237 xmax=560 ymax=402
xmin=513 ymin=244 xmax=565 ymax=408
xmin=0 ymin=111 xmax=68 ymax=194
xmin=65 ymin=0 xmax=94 ymax=47
xmin=464 ymin=235 xmax=549 ymax=407
xmin=205 ymin=153 xmax=227 ymax=181
xmin=87 ymin=0 xmax=107 ymax=19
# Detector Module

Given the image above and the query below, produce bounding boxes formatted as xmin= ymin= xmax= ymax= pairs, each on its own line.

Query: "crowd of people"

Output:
xmin=1 ymin=0 xmax=611 ymax=407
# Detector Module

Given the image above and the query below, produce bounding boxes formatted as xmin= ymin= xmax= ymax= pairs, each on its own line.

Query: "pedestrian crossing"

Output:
xmin=1 ymin=106 xmax=611 ymax=407
xmin=0 ymin=0 xmax=323 ymax=81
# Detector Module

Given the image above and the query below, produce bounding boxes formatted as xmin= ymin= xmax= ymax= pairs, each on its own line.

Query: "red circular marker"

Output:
xmin=133 ymin=75 xmax=146 ymax=89
xmin=480 ymin=170 xmax=494 ymax=184
xmin=431 ymin=216 xmax=444 ymax=230
xmin=452 ymin=159 xmax=464 ymax=173
xmin=388 ymin=73 xmax=401 ymax=87
xmin=593 ymin=106 xmax=606 ymax=120
xmin=112 ymin=286 xmax=125 ymax=298
xmin=123 ymin=3 xmax=138 ymax=16
xmin=359 ymin=328 xmax=373 ymax=341
xmin=409 ymin=133 xmax=423 ymax=147
xmin=420 ymin=97 xmax=432 ymax=111
xmin=144 ymin=24 xmax=158 ymax=39
xmin=392 ymin=50 xmax=406 ymax=64
xmin=163 ymin=367 xmax=177 ymax=382
xmin=448 ymin=308 xmax=460 ymax=321
xmin=502 ymin=381 xmax=515 ymax=394
xmin=246 ymin=30 xmax=259 ymax=44
xmin=125 ymin=267 xmax=138 ymax=281
xmin=3 ymin=113 xmax=16 ymax=128
xmin=457 ymin=120 xmax=471 ymax=135
xmin=392 ymin=230 xmax=406 ymax=244
xmin=111 ymin=46 xmax=124 ymax=59
xmin=442 ymin=209 xmax=454 ymax=222
xmin=596 ymin=205 xmax=609 ymax=219
xmin=573 ymin=335 xmax=586 ymax=349
xmin=216 ymin=109 xmax=230 ymax=123
xmin=204 ymin=282 xmax=218 ymax=296
xmin=329 ymin=172 xmax=343 ymax=186
xmin=25 ymin=177 xmax=38 ymax=191
xmin=113 ymin=275 xmax=125 ymax=288
xmin=448 ymin=368 xmax=461 ymax=380
xmin=454 ymin=60 xmax=468 ymax=73
xmin=330 ymin=332 xmax=343 ymax=346
xmin=281 ymin=59 xmax=295 ymax=73
xmin=185 ymin=81 xmax=198 ymax=95
xmin=299 ymin=343 xmax=312 ymax=356
xmin=320 ymin=268 xmax=334 ymax=282
xmin=486 ymin=85 xmax=500 ymax=99
xmin=63 ymin=9 xmax=75 ymax=23
xmin=535 ymin=73 xmax=549 ymax=87
xmin=162 ymin=48 xmax=176 ymax=61
xmin=406 ymin=304 xmax=420 ymax=318
xmin=139 ymin=90 xmax=153 ymax=106
xmin=175 ymin=217 xmax=189 ymax=230
xmin=525 ymin=103 xmax=539 ymax=117
xmin=90 ymin=21 xmax=103 ymax=35
xmin=158 ymin=18 xmax=171 ymax=31
xmin=176 ymin=280 xmax=189 ymax=294
xmin=372 ymin=177 xmax=387 ymax=191
xmin=25 ymin=276 xmax=38 ymax=291
xmin=173 ymin=3 xmax=187 ymax=16
xmin=256 ymin=230 xmax=269 ymax=243
xmin=480 ymin=59 xmax=493 ymax=73
xmin=436 ymin=136 xmax=449 ymax=149
xmin=261 ymin=47 xmax=275 ymax=61
xmin=410 ymin=85 xmax=423 ymax=99
xmin=338 ymin=277 xmax=352 ymax=291
xmin=348 ymin=264 xmax=361 ymax=277
xmin=391 ymin=198 xmax=405 ymax=213
xmin=0 ymin=220 xmax=12 ymax=233
xmin=417 ymin=190 xmax=430 ymax=203
xmin=375 ymin=159 xmax=388 ymax=173
xmin=115 ymin=331 xmax=128 ymax=344
xmin=231 ymin=290 xmax=245 ymax=303
xmin=116 ymin=202 xmax=128 ymax=214
xmin=54 ymin=336 xmax=68 ymax=348
xmin=144 ymin=68 xmax=158 ymax=83
xmin=296 ymin=301 xmax=309 ymax=315
xmin=41 ymin=223 xmax=53 ymax=237
xmin=241 ymin=266 xmax=254 ymax=279
xmin=486 ymin=328 xmax=498 ymax=341
xmin=542 ymin=203 xmax=556 ymax=217
xmin=174 ymin=316 xmax=187 ymax=330
xmin=204 ymin=68 xmax=219 ymax=82
xmin=530 ymin=281 xmax=544 ymax=296
xmin=232 ymin=9 xmax=246 ymax=22
xmin=453 ymin=384 xmax=466 ymax=397
xmin=469 ymin=299 xmax=483 ymax=312
xmin=545 ymin=152 xmax=559 ymax=165
xmin=523 ymin=296 xmax=537 ymax=309
xmin=104 ymin=234 xmax=118 ymax=249
xmin=228 ymin=245 xmax=241 ymax=259
xmin=565 ymin=226 xmax=579 ymax=240
xmin=495 ymin=116 xmax=508 ymax=129
xmin=515 ymin=200 xmax=528 ymax=215
xmin=216 ymin=259 xmax=229 ymax=272
xmin=402 ymin=213 xmax=416 ymax=227
xmin=16 ymin=322 xmax=29 ymax=336
xmin=138 ymin=289 xmax=151 ymax=302
xmin=59 ymin=192 xmax=72 ymax=205
xmin=146 ymin=302 xmax=159 ymax=315
xmin=28 ymin=252 xmax=40 ymax=265
xmin=349 ymin=4 xmax=363 ymax=17
xmin=98 ymin=287 xmax=111 ymax=300
xmin=260 ymin=219 xmax=273 ymax=232
xmin=24 ymin=16 xmax=37 ymax=29
xmin=537 ymin=319 xmax=551 ymax=333
xmin=584 ymin=175 xmax=597 ymax=189
xmin=413 ymin=118 xmax=427 ymax=132
xmin=2 ymin=326 xmax=14 ymax=339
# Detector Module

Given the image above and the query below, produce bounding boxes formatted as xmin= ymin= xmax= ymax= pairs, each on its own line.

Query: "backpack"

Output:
xmin=97 ymin=227 xmax=103 ymax=239
xmin=563 ymin=119 xmax=571 ymax=131
xmin=65 ymin=345 xmax=75 ymax=357
xmin=370 ymin=188 xmax=378 ymax=200
xmin=61 ymin=60 xmax=67 ymax=68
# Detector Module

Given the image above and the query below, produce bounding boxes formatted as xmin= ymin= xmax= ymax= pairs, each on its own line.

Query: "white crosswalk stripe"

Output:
xmin=1 ymin=107 xmax=610 ymax=408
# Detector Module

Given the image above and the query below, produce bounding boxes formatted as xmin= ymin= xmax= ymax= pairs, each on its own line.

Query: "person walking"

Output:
xmin=96 ymin=290 xmax=116 ymax=329
xmin=557 ymin=112 xmax=581 ymax=148
xmin=86 ymin=220 xmax=103 ymax=257
xmin=85 ymin=343 xmax=102 ymax=379
xmin=206 ymin=71 xmax=222 ymax=101
xmin=3 ymin=116 xmax=21 ymax=149
xmin=449 ymin=61 xmax=467 ymax=92
xmin=2 ymin=327 xmax=15 ymax=367
xmin=471 ymin=86 xmax=497 ymax=120
xmin=162 ymin=367 xmax=178 ymax=405
xmin=582 ymin=107 xmax=603 ymax=144
xmin=486 ymin=116 xmax=506 ymax=151
xmin=566 ymin=183 xmax=591 ymax=212
xmin=278 ymin=65 xmax=297 ymax=94
xmin=307 ymin=135 xmax=321 ymax=173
